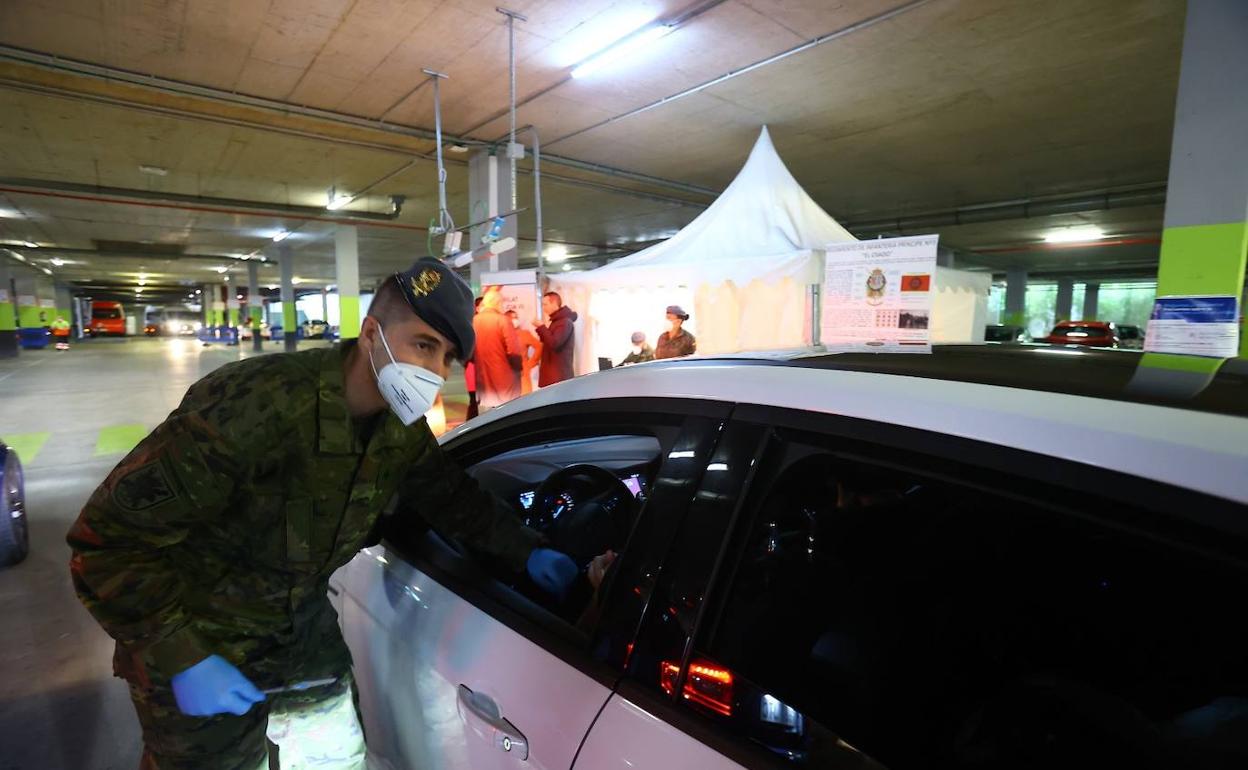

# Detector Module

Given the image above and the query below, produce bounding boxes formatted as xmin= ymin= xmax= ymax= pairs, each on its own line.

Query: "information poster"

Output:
xmin=821 ymin=235 xmax=939 ymax=349
xmin=1144 ymin=295 xmax=1239 ymax=358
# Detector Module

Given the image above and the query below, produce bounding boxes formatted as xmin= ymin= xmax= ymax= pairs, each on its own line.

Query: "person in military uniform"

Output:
xmin=67 ymin=258 xmax=584 ymax=770
xmin=618 ymin=331 xmax=654 ymax=366
xmin=654 ymin=305 xmax=697 ymax=360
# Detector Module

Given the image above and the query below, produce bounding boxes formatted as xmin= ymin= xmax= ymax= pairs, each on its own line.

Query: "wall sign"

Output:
xmin=821 ymin=235 xmax=939 ymax=349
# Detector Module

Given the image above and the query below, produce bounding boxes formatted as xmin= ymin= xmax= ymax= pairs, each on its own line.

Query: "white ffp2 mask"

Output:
xmin=369 ymin=326 xmax=445 ymax=426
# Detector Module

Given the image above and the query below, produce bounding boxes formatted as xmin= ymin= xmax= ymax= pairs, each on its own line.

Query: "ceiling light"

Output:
xmin=448 ymin=144 xmax=469 ymax=154
xmin=139 ymin=280 xmax=147 ymax=286
xmin=1044 ymin=226 xmax=1106 ymax=243
xmin=12 ymin=252 xmax=26 ymax=262
xmin=139 ymin=164 xmax=169 ymax=177
xmin=571 ymin=23 xmax=675 ymax=79
xmin=272 ymin=231 xmax=290 ymax=242
xmin=195 ymin=289 xmax=202 ymax=295
xmin=23 ymin=241 xmax=38 ymax=248
xmin=292 ymin=277 xmax=303 ymax=286
xmin=41 ymin=267 xmax=52 ymax=275
xmin=236 ymin=294 xmax=243 ymax=300
xmin=214 ymin=266 xmax=228 ymax=274
xmin=51 ymin=257 xmax=65 ymax=266
xmin=561 ymin=263 xmax=572 ymax=271
xmin=545 ymin=244 xmax=568 ymax=263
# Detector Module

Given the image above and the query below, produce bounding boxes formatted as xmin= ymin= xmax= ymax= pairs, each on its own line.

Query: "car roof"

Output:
xmin=1053 ymin=320 xmax=1112 ymax=327
xmin=446 ymin=345 xmax=1248 ymax=505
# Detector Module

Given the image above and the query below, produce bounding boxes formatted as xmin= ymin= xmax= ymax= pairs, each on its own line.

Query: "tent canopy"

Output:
xmin=550 ymin=127 xmax=856 ymax=372
xmin=556 ymin=126 xmax=854 ymax=289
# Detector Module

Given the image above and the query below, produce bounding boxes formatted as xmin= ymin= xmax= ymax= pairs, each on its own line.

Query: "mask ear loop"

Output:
xmin=368 ymin=321 xmax=398 ymax=381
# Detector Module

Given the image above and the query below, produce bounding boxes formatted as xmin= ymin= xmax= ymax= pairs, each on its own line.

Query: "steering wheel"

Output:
xmin=529 ymin=464 xmax=638 ymax=566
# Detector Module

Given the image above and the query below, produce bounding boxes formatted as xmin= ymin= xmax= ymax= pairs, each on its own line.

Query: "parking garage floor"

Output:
xmin=0 ymin=337 xmax=468 ymax=770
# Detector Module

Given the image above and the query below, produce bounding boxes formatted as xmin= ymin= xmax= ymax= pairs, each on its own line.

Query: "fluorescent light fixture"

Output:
xmin=571 ymin=23 xmax=675 ymax=79
xmin=12 ymin=252 xmax=26 ymax=262
xmin=23 ymin=241 xmax=38 ymax=248
xmin=272 ymin=231 xmax=290 ymax=243
xmin=292 ymin=277 xmax=303 ymax=285
xmin=50 ymin=257 xmax=65 ymax=266
xmin=707 ymin=463 xmax=729 ymax=472
xmin=139 ymin=164 xmax=169 ymax=176
xmin=213 ymin=266 xmax=228 ymax=274
xmin=41 ymin=267 xmax=52 ymax=275
xmin=545 ymin=244 xmax=568 ymax=263
xmin=1044 ymin=226 xmax=1106 ymax=243
xmin=561 ymin=263 xmax=572 ymax=271
xmin=668 ymin=450 xmax=696 ymax=459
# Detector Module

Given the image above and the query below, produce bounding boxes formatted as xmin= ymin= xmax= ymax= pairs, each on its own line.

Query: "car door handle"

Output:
xmin=458 ymin=684 xmax=530 ymax=761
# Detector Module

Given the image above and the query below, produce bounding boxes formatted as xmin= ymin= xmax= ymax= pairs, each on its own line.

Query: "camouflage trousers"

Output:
xmin=131 ymin=673 xmax=367 ymax=769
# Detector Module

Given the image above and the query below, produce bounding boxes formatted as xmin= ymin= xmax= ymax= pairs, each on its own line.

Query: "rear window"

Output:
xmin=1051 ymin=325 xmax=1110 ymax=337
xmin=94 ymin=308 xmax=122 ymax=320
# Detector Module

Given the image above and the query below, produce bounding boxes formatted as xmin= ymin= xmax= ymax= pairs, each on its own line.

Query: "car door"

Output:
xmin=333 ymin=397 xmax=733 ymax=770
xmin=579 ymin=402 xmax=1248 ymax=770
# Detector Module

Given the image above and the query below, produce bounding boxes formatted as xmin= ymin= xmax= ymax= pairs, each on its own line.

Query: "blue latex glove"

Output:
xmin=171 ymin=654 xmax=266 ymax=717
xmin=526 ymin=548 xmax=579 ymax=599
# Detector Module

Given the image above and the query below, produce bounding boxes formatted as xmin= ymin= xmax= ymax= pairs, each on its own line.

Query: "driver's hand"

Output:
xmin=587 ymin=550 xmax=617 ymax=590
xmin=526 ymin=548 xmax=579 ymax=599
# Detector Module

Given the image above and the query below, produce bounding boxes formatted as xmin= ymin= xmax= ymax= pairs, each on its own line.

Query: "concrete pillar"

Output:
xmin=248 ymin=261 xmax=263 ymax=352
xmin=1055 ymin=278 xmax=1075 ymax=322
xmin=335 ymin=226 xmax=361 ymax=339
xmin=280 ymin=243 xmax=297 ymax=353
xmin=0 ymin=262 xmax=17 ymax=358
xmin=54 ymin=283 xmax=72 ymax=327
xmin=1004 ymin=268 xmax=1027 ymax=327
xmin=1155 ymin=0 xmax=1248 ymax=357
xmin=468 ymin=149 xmax=518 ymax=287
xmin=1083 ymin=283 xmax=1100 ymax=320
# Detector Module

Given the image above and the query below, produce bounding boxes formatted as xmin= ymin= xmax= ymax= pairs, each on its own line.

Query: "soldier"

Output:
xmin=67 ymin=258 xmax=585 ymax=769
xmin=654 ymin=305 xmax=697 ymax=360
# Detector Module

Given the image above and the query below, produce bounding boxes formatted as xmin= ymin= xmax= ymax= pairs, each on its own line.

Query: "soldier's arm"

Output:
xmin=66 ymin=363 xmax=287 ymax=677
xmin=395 ymin=422 xmax=543 ymax=572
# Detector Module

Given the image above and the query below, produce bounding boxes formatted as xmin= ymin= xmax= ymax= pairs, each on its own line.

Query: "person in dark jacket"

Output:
xmin=533 ymin=292 xmax=577 ymax=387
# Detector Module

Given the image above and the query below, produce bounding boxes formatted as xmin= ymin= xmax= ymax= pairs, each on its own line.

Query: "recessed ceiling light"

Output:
xmin=561 ymin=263 xmax=572 ymax=271
xmin=1044 ymin=226 xmax=1106 ymax=243
xmin=214 ymin=266 xmax=228 ymax=274
xmin=195 ymin=289 xmax=202 ymax=295
xmin=545 ymin=245 xmax=568 ymax=263
xmin=272 ymin=231 xmax=290 ymax=243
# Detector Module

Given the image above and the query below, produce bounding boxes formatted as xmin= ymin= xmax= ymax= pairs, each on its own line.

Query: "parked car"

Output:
xmin=984 ymin=324 xmax=1029 ymax=342
xmin=1035 ymin=320 xmax=1119 ymax=347
xmin=302 ymin=318 xmax=330 ymax=339
xmin=1117 ymin=324 xmax=1145 ymax=350
xmin=0 ymin=440 xmax=28 ymax=566
xmin=333 ymin=345 xmax=1248 ymax=770
xmin=88 ymin=300 xmax=126 ymax=336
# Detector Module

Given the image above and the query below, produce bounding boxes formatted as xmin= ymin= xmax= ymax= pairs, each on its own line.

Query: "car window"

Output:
xmin=94 ymin=308 xmax=121 ymax=319
xmin=679 ymin=439 xmax=1248 ymax=769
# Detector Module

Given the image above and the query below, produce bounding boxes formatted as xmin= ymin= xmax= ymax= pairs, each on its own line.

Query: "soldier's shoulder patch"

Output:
xmin=113 ymin=461 xmax=177 ymax=512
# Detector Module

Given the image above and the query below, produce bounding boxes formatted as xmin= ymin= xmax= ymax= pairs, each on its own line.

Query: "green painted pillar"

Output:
xmin=1004 ymin=268 xmax=1027 ymax=327
xmin=0 ymin=262 xmax=17 ymax=358
xmin=1153 ymin=0 xmax=1248 ymax=358
xmin=280 ymin=243 xmax=297 ymax=353
xmin=335 ymin=226 xmax=361 ymax=339
xmin=247 ymin=261 xmax=263 ymax=351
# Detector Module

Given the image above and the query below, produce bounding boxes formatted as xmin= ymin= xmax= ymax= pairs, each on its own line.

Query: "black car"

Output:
xmin=984 ymin=324 xmax=1029 ymax=342
xmin=0 ymin=440 xmax=28 ymax=566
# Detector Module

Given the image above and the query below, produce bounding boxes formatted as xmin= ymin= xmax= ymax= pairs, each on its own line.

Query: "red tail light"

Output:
xmin=660 ymin=659 xmax=734 ymax=717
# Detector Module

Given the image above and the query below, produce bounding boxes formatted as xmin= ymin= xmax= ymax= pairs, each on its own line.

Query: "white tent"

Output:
xmin=551 ymin=127 xmax=855 ymax=374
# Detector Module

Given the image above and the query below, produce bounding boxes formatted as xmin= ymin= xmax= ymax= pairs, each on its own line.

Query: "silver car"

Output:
xmin=333 ymin=346 xmax=1248 ymax=770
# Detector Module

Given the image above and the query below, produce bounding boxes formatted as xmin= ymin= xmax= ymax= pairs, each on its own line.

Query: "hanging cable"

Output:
xmin=422 ymin=68 xmax=453 ymax=235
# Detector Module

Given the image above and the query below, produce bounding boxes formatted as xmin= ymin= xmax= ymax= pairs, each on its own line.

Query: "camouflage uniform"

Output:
xmin=68 ymin=341 xmax=542 ymax=768
xmin=654 ymin=328 xmax=697 ymax=359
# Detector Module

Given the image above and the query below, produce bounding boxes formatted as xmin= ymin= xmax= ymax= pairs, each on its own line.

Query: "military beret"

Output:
xmin=393 ymin=257 xmax=476 ymax=360
xmin=666 ymin=305 xmax=689 ymax=320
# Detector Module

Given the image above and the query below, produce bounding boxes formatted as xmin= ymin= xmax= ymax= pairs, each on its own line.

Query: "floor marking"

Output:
xmin=0 ymin=356 xmax=49 ymax=383
xmin=94 ymin=425 xmax=148 ymax=457
xmin=2 ymin=432 xmax=51 ymax=464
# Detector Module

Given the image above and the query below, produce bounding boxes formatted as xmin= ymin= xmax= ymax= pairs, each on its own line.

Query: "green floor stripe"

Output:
xmin=95 ymin=424 xmax=149 ymax=456
xmin=4 ymin=432 xmax=51 ymax=464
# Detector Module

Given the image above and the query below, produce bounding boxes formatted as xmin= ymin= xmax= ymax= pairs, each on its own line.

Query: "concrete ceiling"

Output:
xmin=0 ymin=0 xmax=1185 ymax=302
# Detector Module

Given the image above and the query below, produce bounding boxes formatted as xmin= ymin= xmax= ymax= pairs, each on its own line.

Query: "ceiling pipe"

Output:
xmin=0 ymin=178 xmax=403 ymax=223
xmin=844 ymin=184 xmax=1168 ymax=236
xmin=0 ymin=45 xmax=712 ymax=202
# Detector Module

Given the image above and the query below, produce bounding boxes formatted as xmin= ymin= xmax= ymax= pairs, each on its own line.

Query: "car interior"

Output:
xmin=707 ymin=453 xmax=1248 ymax=770
xmin=465 ymin=434 xmax=663 ymax=622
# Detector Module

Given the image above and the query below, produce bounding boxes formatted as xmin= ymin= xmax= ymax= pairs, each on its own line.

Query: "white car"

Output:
xmin=332 ymin=346 xmax=1248 ymax=770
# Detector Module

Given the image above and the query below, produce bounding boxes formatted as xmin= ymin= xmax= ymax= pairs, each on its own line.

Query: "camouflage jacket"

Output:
xmin=67 ymin=342 xmax=542 ymax=689
xmin=655 ymin=329 xmax=697 ymax=359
